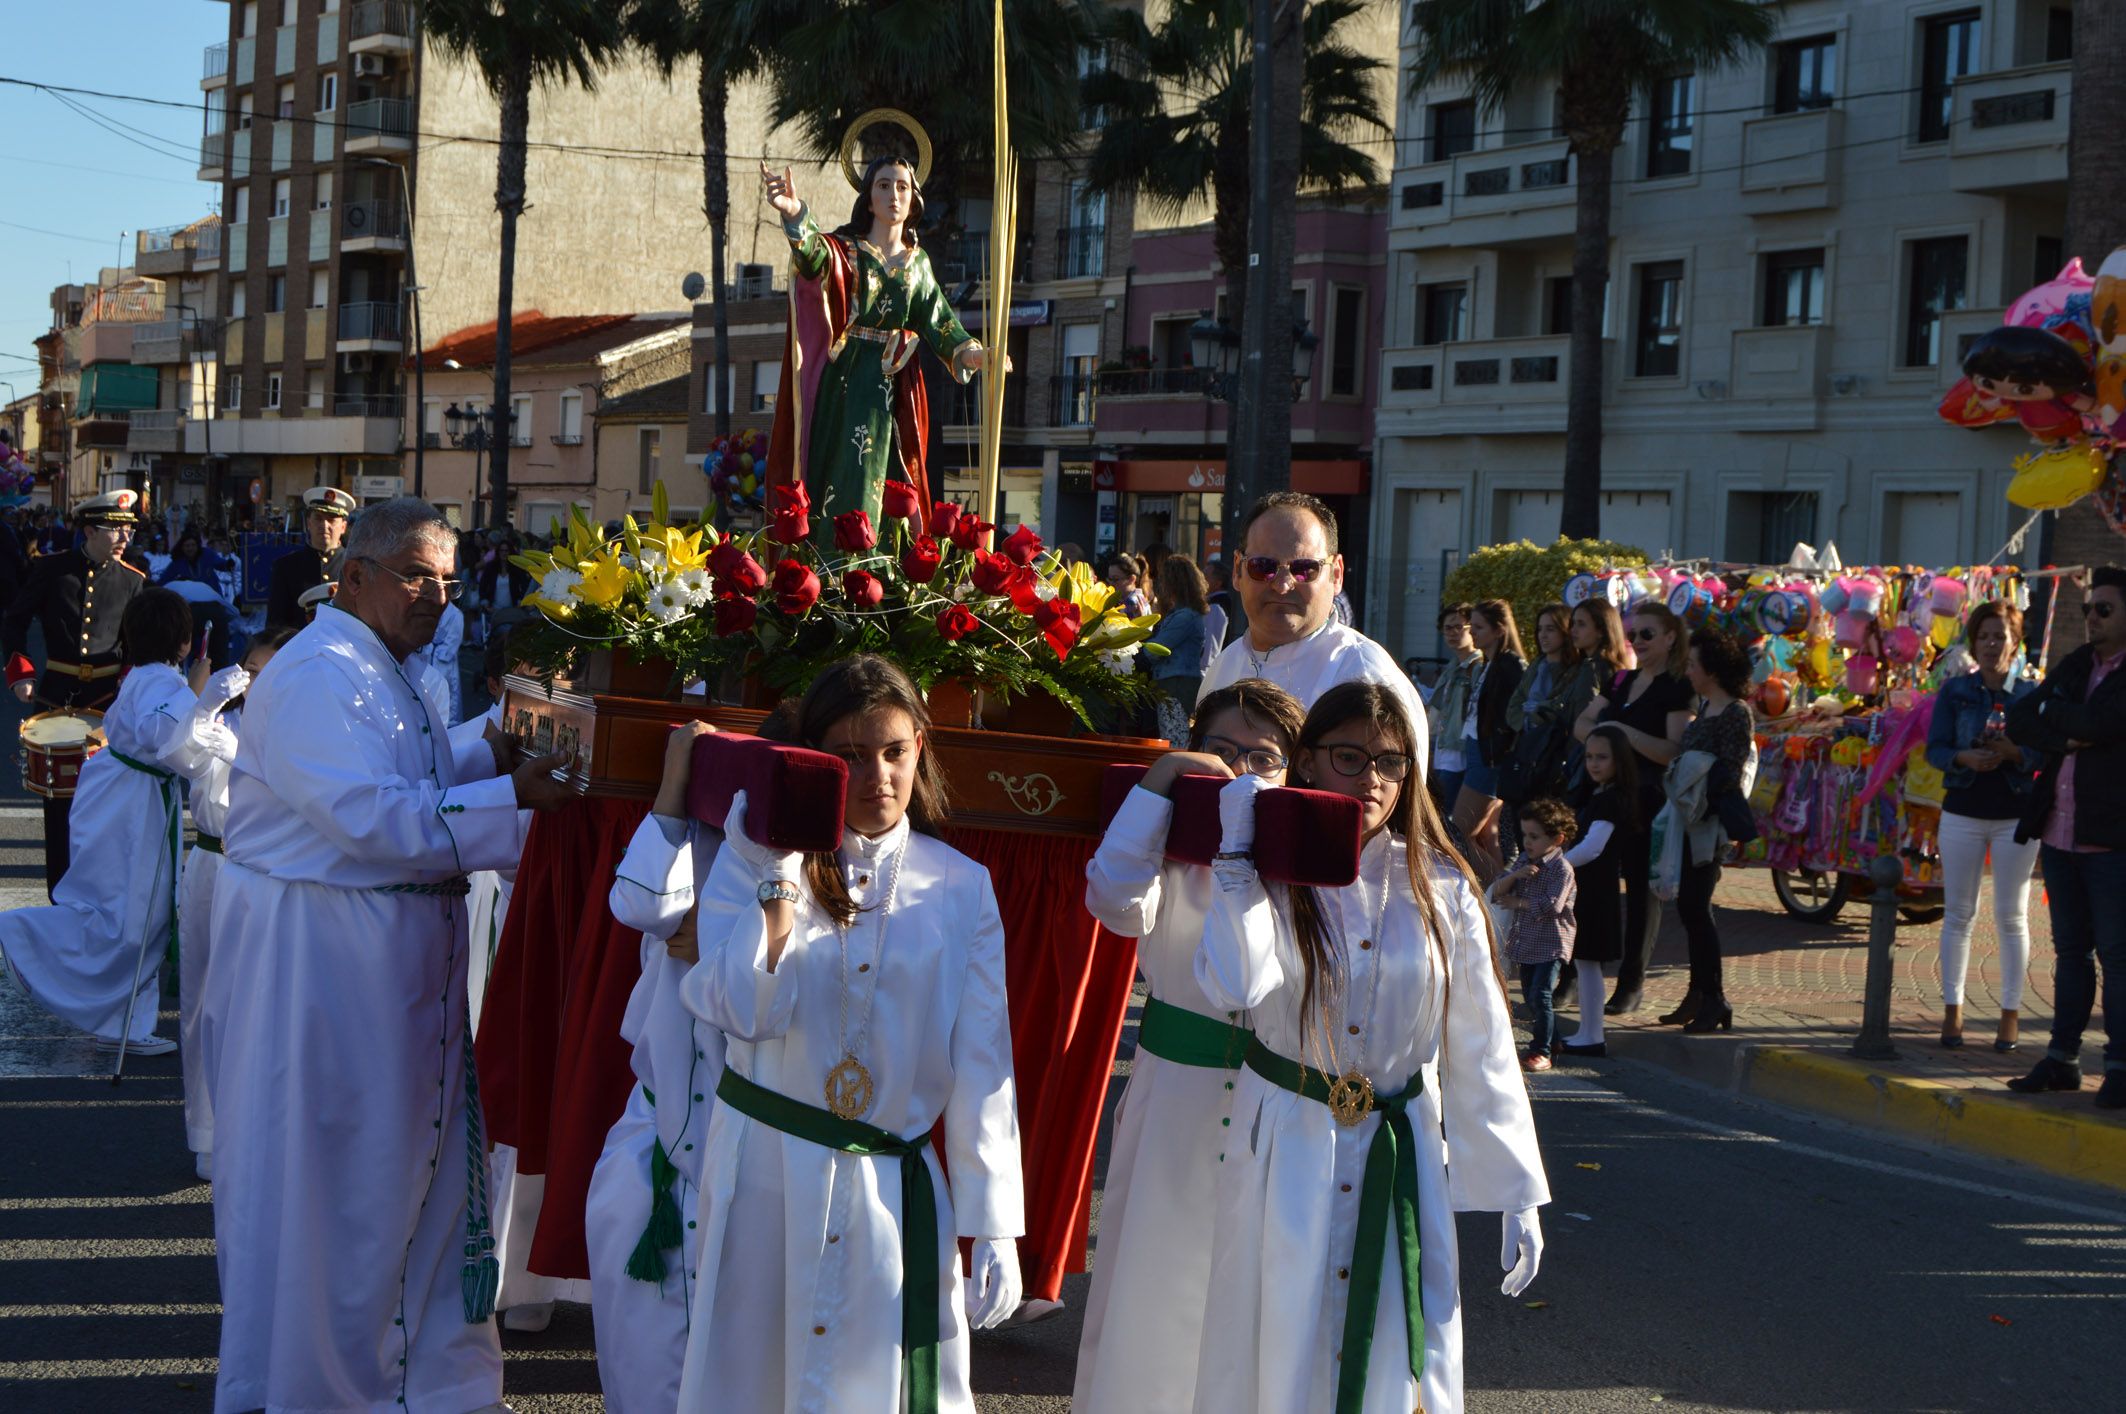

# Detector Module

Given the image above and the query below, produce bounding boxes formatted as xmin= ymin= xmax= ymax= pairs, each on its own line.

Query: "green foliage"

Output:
xmin=1443 ymin=536 xmax=1649 ymax=629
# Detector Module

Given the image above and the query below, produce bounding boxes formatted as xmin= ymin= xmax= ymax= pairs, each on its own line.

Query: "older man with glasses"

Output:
xmin=1198 ymin=491 xmax=1426 ymax=762
xmin=2007 ymin=564 xmax=2126 ymax=1110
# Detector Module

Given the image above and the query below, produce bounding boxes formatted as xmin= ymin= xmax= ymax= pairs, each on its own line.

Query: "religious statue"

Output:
xmin=760 ymin=110 xmax=999 ymax=536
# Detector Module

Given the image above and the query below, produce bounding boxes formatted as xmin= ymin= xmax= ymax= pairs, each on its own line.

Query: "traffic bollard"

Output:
xmin=1850 ymin=855 xmax=1904 ymax=1060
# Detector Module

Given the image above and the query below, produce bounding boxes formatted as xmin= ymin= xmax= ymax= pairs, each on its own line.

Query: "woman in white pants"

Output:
xmin=1923 ymin=601 xmax=2042 ymax=1051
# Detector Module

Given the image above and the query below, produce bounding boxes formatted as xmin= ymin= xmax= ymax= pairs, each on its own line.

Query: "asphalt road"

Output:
xmin=2 ymin=667 xmax=2121 ymax=1411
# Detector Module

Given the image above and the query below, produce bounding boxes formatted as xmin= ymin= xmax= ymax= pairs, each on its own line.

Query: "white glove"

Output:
xmin=721 ymin=790 xmax=802 ymax=884
xmin=199 ymin=664 xmax=251 ymax=712
xmin=189 ymin=716 xmax=240 ymax=765
xmin=964 ymin=1238 xmax=1022 ymax=1331
xmin=1217 ymin=772 xmax=1276 ymax=857
xmin=1500 ymin=1206 xmax=1543 ymax=1297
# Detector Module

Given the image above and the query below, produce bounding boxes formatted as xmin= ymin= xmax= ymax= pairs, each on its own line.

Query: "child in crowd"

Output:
xmin=1490 ymin=796 xmax=1579 ymax=1072
xmin=1556 ymin=726 xmax=1638 ymax=1056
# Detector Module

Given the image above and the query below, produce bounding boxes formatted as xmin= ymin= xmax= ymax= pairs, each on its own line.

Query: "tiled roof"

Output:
xmin=419 ymin=311 xmax=687 ymax=367
xmin=595 ymin=373 xmax=692 ymax=421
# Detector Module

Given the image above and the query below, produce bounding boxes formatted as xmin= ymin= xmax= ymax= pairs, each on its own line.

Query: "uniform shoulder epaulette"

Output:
xmin=113 ymin=559 xmax=148 ymax=578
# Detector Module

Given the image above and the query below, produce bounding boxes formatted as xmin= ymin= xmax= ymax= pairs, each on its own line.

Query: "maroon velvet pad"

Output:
xmin=686 ymin=730 xmax=848 ymax=853
xmin=1098 ymin=764 xmax=1362 ymax=887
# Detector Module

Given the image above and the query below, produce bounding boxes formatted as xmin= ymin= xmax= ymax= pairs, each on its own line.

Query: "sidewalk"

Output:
xmin=1563 ymin=868 xmax=2126 ymax=1192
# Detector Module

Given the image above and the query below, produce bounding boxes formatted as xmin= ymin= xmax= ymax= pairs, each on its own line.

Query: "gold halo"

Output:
xmin=840 ymin=108 xmax=933 ymax=192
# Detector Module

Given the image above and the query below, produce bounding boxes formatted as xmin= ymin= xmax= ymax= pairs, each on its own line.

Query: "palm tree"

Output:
xmin=1079 ymin=0 xmax=1388 ymax=349
xmin=420 ymin=0 xmax=629 ymax=530
xmin=1407 ymin=0 xmax=1776 ymax=540
xmin=627 ymin=0 xmax=772 ymax=444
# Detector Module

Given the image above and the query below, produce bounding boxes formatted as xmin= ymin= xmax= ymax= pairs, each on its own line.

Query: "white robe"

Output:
xmin=1191 ymin=833 xmax=1548 ymax=1414
xmin=1074 ymin=786 xmax=1244 ymax=1413
xmin=0 ymin=663 xmax=207 ymax=1044
xmin=675 ymin=822 xmax=1024 ymax=1413
xmin=179 ymin=701 xmax=240 ymax=1156
xmin=586 ymin=812 xmax=730 ymax=1413
xmin=204 ymin=605 xmax=523 ymax=1414
xmin=1201 ymin=619 xmax=1428 ymax=772
xmin=419 ymin=600 xmax=465 ymax=724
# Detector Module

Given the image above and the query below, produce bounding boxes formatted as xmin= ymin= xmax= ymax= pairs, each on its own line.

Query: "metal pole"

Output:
xmin=1224 ymin=0 xmax=1275 ymax=556
xmin=1851 ymin=854 xmax=1905 ymax=1060
xmin=399 ymin=164 xmax=423 ymax=498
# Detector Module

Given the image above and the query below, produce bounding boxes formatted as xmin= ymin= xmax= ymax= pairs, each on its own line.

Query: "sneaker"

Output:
xmin=500 ymin=1302 xmax=553 ymax=1333
xmin=2005 ymin=1057 xmax=2081 ymax=1094
xmin=93 ymin=1035 xmax=178 ymax=1057
xmin=1522 ymin=1052 xmax=1553 ymax=1073
xmin=194 ymin=1151 xmax=213 ymax=1182
xmin=2097 ymin=1073 xmax=2126 ymax=1111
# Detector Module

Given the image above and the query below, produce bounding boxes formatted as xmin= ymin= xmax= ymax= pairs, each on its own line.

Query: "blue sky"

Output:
xmin=0 ymin=2 xmax=220 ymax=392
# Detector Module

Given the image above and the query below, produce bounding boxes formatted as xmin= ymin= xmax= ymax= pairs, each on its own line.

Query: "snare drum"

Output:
xmin=19 ymin=709 xmax=106 ymax=799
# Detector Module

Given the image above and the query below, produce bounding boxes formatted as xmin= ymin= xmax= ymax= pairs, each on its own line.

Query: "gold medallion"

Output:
xmin=824 ymin=1053 xmax=875 ymax=1121
xmin=1327 ymin=1070 xmax=1375 ymax=1128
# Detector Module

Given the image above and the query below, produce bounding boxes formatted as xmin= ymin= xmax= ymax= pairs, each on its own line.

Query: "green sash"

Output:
xmin=1137 ymin=995 xmax=1251 ymax=1070
xmin=191 ymin=830 xmax=223 ymax=855
xmin=109 ymin=749 xmax=180 ymax=978
xmin=715 ymin=1066 xmax=941 ymax=1414
xmin=1244 ymin=1038 xmax=1425 ymax=1414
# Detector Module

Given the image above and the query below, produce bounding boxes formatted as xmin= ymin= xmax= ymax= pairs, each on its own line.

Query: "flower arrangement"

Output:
xmin=506 ymin=479 xmax=1168 ymax=728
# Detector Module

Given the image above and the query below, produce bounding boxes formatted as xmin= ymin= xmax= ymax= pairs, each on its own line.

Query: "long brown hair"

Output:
xmin=1158 ymin=553 xmax=1209 ymax=616
xmin=1573 ymin=599 xmax=1632 ymax=683
xmin=1629 ymin=602 xmax=1688 ymax=678
xmin=1536 ymin=601 xmax=1582 ymax=667
xmin=1582 ymin=724 xmax=1642 ymax=829
xmin=1474 ymin=598 xmax=1526 ymax=662
xmin=795 ymin=654 xmax=951 ymax=925
xmin=1288 ymin=682 xmax=1501 ymax=1059
xmin=1189 ymin=678 xmax=1305 ymax=756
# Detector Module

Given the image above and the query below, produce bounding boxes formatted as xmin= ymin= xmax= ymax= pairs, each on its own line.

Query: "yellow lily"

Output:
xmin=1050 ymin=560 xmax=1113 ymax=614
xmin=654 ymin=525 xmax=710 ymax=574
xmin=572 ymin=549 xmax=632 ymax=610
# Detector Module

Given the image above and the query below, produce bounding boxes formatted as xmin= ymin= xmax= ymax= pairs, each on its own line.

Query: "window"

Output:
xmin=266 ymin=273 xmax=286 ymax=313
xmin=313 ymin=172 xmax=333 ymax=211
xmin=1428 ymin=101 xmax=1476 ymax=163
xmin=636 ymin=427 xmax=662 ymax=496
xmin=279 ymin=0 xmax=295 ymax=25
xmin=309 ymin=268 xmax=328 ymax=309
xmin=276 ymin=82 xmax=296 ymax=121
xmin=1059 ymin=321 xmax=1099 ymax=425
xmin=2035 ymin=235 xmax=2065 ymax=288
xmin=1077 ymin=44 xmax=1110 ymax=127
xmin=305 ymin=372 xmax=324 ymax=412
xmin=1904 ymin=236 xmax=1969 ymax=366
xmin=1062 ymin=182 xmax=1106 ymax=280
xmin=1762 ymin=248 xmax=1825 ymax=327
xmin=264 ymin=373 xmax=282 ymax=410
xmin=1545 ymin=275 xmax=1574 ymax=336
xmin=1773 ymin=35 xmax=1837 ymax=114
xmin=230 ymin=282 xmax=248 ymax=318
xmin=241 ymin=1 xmax=257 ymax=39
xmin=271 ymin=178 xmax=291 ymax=219
xmin=1647 ymin=73 xmax=1695 ymax=177
xmin=557 ymin=391 xmax=583 ymax=441
xmin=318 ymin=73 xmax=338 ymax=113
xmin=2048 ymin=6 xmax=2074 ymax=62
xmin=510 ymin=393 xmax=534 ymax=446
xmin=231 ymin=184 xmax=251 ymax=225
xmin=1918 ymin=11 xmax=1981 ymax=143
xmin=224 ymin=372 xmax=243 ymax=410
xmin=750 ymin=360 xmax=780 ymax=412
xmin=1725 ymin=491 xmax=1818 ymax=564
xmin=1419 ymin=283 xmax=1467 ymax=345
xmin=1633 ymin=261 xmax=1684 ymax=377
xmin=701 ymin=364 xmax=737 ymax=415
xmin=1327 ymin=286 xmax=1365 ymax=398
xmin=237 ymin=93 xmax=254 ymax=131
xmin=423 ymin=398 xmax=446 ymax=438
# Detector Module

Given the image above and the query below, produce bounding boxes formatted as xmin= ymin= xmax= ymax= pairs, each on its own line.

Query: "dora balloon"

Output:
xmin=1939 ymin=325 xmax=2096 ymax=443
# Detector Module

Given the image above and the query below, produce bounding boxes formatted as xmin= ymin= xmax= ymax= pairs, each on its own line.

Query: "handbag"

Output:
xmin=1499 ymin=714 xmax=1574 ymax=801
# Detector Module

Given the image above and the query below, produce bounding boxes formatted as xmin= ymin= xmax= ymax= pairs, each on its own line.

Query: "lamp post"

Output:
xmin=360 ymin=157 xmax=423 ymax=496
xmin=1189 ymin=310 xmax=1318 ymax=403
xmin=443 ymin=400 xmax=515 ymax=529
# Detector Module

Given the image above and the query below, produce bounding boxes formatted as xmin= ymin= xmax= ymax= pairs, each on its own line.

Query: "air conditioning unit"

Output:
xmin=353 ymin=54 xmax=389 ymax=78
xmin=339 ymin=352 xmax=373 ymax=374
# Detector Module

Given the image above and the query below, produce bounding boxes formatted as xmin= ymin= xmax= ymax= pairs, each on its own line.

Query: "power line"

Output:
xmin=0 ymin=214 xmax=114 ymax=245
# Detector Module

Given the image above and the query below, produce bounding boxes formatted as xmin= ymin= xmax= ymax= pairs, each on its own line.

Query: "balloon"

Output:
xmin=739 ymin=472 xmax=757 ymax=496
xmin=2009 ymin=258 xmax=2094 ymax=327
xmin=2006 ymin=443 xmax=2109 ymax=510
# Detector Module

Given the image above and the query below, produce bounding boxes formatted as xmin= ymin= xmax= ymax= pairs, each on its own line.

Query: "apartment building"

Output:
xmin=1373 ymin=0 xmax=2076 ymax=666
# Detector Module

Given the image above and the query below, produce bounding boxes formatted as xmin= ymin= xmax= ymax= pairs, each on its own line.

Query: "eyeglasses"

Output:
xmin=358 ymin=556 xmax=464 ymax=602
xmin=1631 ymin=627 xmax=1664 ymax=643
xmin=2085 ymin=600 xmax=2118 ymax=620
xmin=1201 ymin=735 xmax=1288 ymax=778
xmin=1320 ymin=745 xmax=1413 ymax=783
xmin=1244 ymin=556 xmax=1326 ymax=584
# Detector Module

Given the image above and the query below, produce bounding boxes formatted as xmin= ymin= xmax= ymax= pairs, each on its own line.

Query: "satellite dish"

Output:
xmin=681 ymin=272 xmax=707 ymax=302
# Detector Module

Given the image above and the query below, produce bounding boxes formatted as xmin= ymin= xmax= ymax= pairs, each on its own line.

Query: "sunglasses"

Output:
xmin=1244 ymin=556 xmax=1326 ymax=584
xmin=2085 ymin=601 xmax=2118 ymax=620
xmin=1320 ymin=745 xmax=1413 ymax=783
xmin=1201 ymin=735 xmax=1288 ymax=778
xmin=1631 ymin=627 xmax=1664 ymax=643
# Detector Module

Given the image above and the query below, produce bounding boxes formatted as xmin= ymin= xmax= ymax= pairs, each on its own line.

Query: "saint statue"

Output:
xmin=761 ymin=112 xmax=997 ymax=536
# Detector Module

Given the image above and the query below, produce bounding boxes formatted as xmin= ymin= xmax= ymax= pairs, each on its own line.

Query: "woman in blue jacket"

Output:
xmin=1924 ymin=601 xmax=2042 ymax=1052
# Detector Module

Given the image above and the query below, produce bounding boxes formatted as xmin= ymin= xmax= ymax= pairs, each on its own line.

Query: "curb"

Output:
xmin=1605 ymin=1032 xmax=2126 ymax=1195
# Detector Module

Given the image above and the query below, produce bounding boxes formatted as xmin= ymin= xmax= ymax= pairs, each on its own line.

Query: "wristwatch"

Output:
xmin=757 ymin=880 xmax=801 ymax=905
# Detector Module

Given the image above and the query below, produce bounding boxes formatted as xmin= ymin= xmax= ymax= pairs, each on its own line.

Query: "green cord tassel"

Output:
xmin=462 ymin=1233 xmax=499 ymax=1323
xmin=625 ymin=1140 xmax=683 ymax=1283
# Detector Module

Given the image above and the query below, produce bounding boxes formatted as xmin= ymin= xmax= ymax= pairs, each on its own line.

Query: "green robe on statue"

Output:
xmin=781 ymin=206 xmax=978 ymax=529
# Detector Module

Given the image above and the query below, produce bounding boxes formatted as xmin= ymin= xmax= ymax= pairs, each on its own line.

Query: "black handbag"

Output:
xmin=1499 ymin=716 xmax=1574 ymax=802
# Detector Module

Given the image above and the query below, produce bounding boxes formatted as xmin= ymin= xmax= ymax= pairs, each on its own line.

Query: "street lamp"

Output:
xmin=444 ymin=401 xmax=516 ymax=529
xmin=1190 ymin=309 xmax=1317 ymax=402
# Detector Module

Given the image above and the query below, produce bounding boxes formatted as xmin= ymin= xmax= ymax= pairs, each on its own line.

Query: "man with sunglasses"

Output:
xmin=2006 ymin=565 xmax=2126 ymax=1109
xmin=1199 ymin=492 xmax=1425 ymax=764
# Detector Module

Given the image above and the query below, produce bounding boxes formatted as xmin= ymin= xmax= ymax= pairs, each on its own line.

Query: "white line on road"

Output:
xmin=0 ymin=1238 xmax=216 ymax=1259
xmin=0 ymin=1358 xmax=216 ymax=1377
xmin=0 ymin=1302 xmax=221 ymax=1317
xmin=0 ymin=1187 xmax=208 ymax=1211
xmin=1539 ymin=1075 xmax=2126 ymax=1226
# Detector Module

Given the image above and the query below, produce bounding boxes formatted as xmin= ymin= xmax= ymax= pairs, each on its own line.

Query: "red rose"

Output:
xmin=969 ymin=549 xmax=1015 ymax=596
xmin=716 ymin=550 xmax=768 ymax=594
xmin=936 ymin=602 xmax=979 ymax=641
xmin=843 ymin=569 xmax=884 ymax=608
xmin=713 ymin=594 xmax=758 ymax=636
xmin=1006 ymin=565 xmax=1044 ymax=615
xmin=948 ymin=515 xmax=993 ymax=553
xmin=881 ymin=480 xmax=921 ymax=521
xmin=1000 ymin=523 xmax=1043 ymax=567
xmin=900 ymin=535 xmax=943 ymax=583
xmin=1034 ymin=598 xmax=1082 ymax=660
xmin=773 ymin=481 xmax=811 ymax=516
xmin=929 ymin=501 xmax=963 ymax=540
xmin=772 ymin=558 xmax=822 ymax=615
xmin=833 ymin=508 xmax=877 ymax=552
xmin=706 ymin=539 xmax=747 ymax=578
xmin=769 ymin=483 xmax=811 ymax=544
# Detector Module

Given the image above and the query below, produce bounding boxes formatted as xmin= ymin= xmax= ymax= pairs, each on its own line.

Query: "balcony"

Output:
xmin=198 ymin=131 xmax=226 ymax=182
xmin=1095 ymin=367 xmax=1213 ymax=398
xmin=1739 ymin=107 xmax=1843 ymax=214
xmin=1936 ymin=307 xmax=2010 ymax=391
xmin=1391 ymin=137 xmax=1581 ymax=249
xmin=340 ymin=199 xmax=407 ymax=253
xmin=345 ymin=96 xmax=414 ymax=157
xmin=131 ymin=319 xmax=198 ymax=365
xmin=202 ymin=41 xmax=229 ymax=89
xmin=551 ymin=433 xmax=584 ymax=446
xmin=1949 ymin=63 xmax=2070 ymax=192
xmin=336 ymin=301 xmax=404 ymax=352
xmin=349 ymin=0 xmax=415 ymax=55
xmin=1726 ymin=324 xmax=1831 ymax=429
xmin=136 ymin=221 xmax=222 ymax=277
xmin=334 ymin=392 xmax=405 ymax=421
xmin=1378 ymin=335 xmax=1588 ymax=435
xmin=1055 ymin=225 xmax=1106 ymax=282
xmin=128 ymin=409 xmax=184 ymax=453
xmin=1049 ymin=372 xmax=1097 ymax=428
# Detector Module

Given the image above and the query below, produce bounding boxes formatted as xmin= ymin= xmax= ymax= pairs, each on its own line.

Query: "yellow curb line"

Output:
xmin=1745 ymin=1047 xmax=2126 ymax=1194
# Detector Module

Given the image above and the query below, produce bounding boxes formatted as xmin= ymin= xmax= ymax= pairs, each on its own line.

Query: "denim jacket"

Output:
xmin=1925 ymin=670 xmax=2041 ymax=793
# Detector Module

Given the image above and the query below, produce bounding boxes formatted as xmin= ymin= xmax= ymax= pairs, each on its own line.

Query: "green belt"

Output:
xmin=1244 ymin=1037 xmax=1425 ymax=1414
xmin=192 ymin=831 xmax=223 ymax=856
xmin=109 ymin=750 xmax=180 ymax=979
xmin=715 ymin=1067 xmax=941 ymax=1413
xmin=1137 ymin=995 xmax=1251 ymax=1069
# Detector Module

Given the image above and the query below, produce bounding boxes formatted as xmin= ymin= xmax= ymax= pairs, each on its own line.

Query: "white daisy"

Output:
xmin=1033 ymin=579 xmax=1058 ymax=602
xmin=1098 ymin=644 xmax=1139 ymax=677
xmin=543 ymin=566 xmax=585 ymax=603
xmin=636 ymin=544 xmax=666 ymax=573
xmin=647 ymin=578 xmax=691 ymax=623
xmin=679 ymin=566 xmax=713 ymax=605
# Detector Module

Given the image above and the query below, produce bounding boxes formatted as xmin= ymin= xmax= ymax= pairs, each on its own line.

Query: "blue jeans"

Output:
xmin=1430 ymin=768 xmax=1464 ymax=814
xmin=2039 ymin=846 xmax=2126 ymax=1073
xmin=1521 ymin=960 xmax=1563 ymax=1054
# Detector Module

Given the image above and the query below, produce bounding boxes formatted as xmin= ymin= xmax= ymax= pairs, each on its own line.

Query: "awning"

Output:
xmin=1091 ymin=458 xmax=1365 ymax=496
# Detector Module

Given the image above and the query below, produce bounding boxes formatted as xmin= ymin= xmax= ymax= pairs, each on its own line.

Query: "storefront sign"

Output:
xmin=1095 ymin=458 xmax=1365 ymax=496
xmin=958 ymin=299 xmax=1053 ymax=331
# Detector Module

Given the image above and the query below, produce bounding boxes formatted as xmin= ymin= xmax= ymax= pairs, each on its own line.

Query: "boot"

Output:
xmin=1656 ymin=990 xmax=1702 ymax=1026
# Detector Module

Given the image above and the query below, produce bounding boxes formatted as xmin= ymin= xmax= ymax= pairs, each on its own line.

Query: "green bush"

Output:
xmin=1444 ymin=537 xmax=1651 ymax=632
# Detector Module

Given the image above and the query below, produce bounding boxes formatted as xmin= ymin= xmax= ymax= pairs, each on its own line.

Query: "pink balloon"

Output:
xmin=2009 ymin=258 xmax=2094 ymax=327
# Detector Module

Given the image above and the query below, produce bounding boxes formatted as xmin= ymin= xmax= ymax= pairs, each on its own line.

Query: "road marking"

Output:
xmin=0 ymin=1358 xmax=217 ymax=1377
xmin=0 ymin=1302 xmax=221 ymax=1317
xmin=0 ymin=1238 xmax=216 ymax=1259
xmin=0 ymin=1187 xmax=208 ymax=1211
xmin=0 ymin=1098 xmax=181 ymax=1109
xmin=1538 ymin=1076 xmax=2126 ymax=1226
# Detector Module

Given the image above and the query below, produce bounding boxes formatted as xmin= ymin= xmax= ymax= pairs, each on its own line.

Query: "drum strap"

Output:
xmin=109 ymin=750 xmax=182 ymax=980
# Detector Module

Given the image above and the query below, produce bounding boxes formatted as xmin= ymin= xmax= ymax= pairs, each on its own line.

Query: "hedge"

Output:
xmin=1443 ymin=537 xmax=1651 ymax=633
